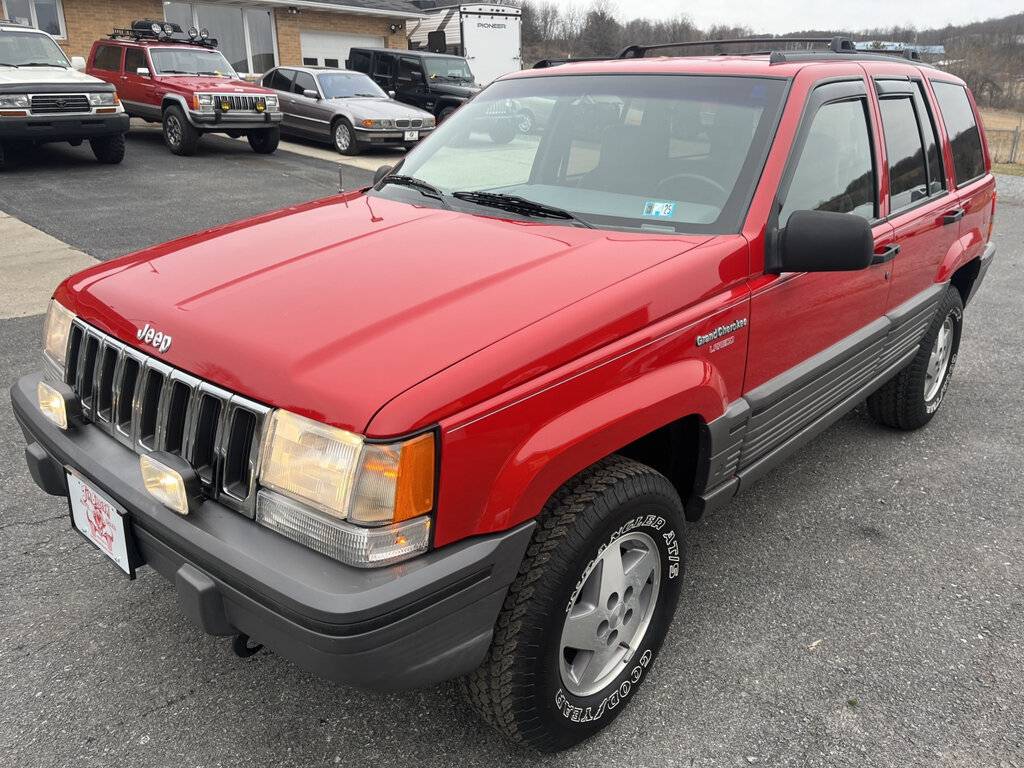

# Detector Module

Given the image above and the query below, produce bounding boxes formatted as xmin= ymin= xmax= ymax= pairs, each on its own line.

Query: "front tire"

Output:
xmin=90 ymin=133 xmax=126 ymax=164
xmin=332 ymin=119 xmax=360 ymax=155
xmin=163 ymin=105 xmax=200 ymax=156
xmin=867 ymin=285 xmax=964 ymax=430
xmin=248 ymin=127 xmax=280 ymax=155
xmin=462 ymin=455 xmax=685 ymax=752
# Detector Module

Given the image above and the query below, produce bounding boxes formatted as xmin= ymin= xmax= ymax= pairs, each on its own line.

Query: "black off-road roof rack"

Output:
xmin=534 ymin=36 xmax=932 ymax=69
xmin=109 ymin=20 xmax=219 ymax=48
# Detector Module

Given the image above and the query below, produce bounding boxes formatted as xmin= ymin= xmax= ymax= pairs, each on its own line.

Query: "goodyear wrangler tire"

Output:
xmin=462 ymin=455 xmax=685 ymax=752
xmin=867 ymin=285 xmax=964 ymax=431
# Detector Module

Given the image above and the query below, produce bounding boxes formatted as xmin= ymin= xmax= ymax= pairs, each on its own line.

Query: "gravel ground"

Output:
xmin=0 ymin=171 xmax=1021 ymax=768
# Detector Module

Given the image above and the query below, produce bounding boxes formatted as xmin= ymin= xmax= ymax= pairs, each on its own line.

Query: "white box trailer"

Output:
xmin=408 ymin=4 xmax=522 ymax=85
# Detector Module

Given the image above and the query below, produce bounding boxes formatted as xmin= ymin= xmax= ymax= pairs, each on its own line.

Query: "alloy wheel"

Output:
xmin=924 ymin=315 xmax=954 ymax=401
xmin=335 ymin=123 xmax=352 ymax=152
xmin=558 ymin=530 xmax=661 ymax=697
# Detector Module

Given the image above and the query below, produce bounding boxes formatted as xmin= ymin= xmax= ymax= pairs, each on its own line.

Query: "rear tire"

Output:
xmin=462 ymin=455 xmax=685 ymax=752
xmin=163 ymin=105 xmax=199 ymax=156
xmin=867 ymin=285 xmax=964 ymax=430
xmin=248 ymin=127 xmax=280 ymax=154
xmin=90 ymin=133 xmax=126 ymax=164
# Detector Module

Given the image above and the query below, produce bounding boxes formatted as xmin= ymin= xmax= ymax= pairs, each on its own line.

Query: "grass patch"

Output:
xmin=993 ymin=163 xmax=1024 ymax=176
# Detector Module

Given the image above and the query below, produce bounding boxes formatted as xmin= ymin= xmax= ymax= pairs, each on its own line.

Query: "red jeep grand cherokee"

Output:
xmin=86 ymin=20 xmax=282 ymax=156
xmin=13 ymin=37 xmax=996 ymax=751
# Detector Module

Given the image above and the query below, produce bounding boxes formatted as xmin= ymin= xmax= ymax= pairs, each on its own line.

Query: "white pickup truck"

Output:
xmin=0 ymin=20 xmax=128 ymax=166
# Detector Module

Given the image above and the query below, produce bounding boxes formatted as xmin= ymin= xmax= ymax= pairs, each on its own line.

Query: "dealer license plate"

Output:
xmin=67 ymin=471 xmax=135 ymax=577
xmin=404 ymin=130 xmax=419 ymax=141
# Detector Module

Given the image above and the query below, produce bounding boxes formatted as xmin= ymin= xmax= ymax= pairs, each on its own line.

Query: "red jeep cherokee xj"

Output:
xmin=13 ymin=37 xmax=996 ymax=752
xmin=86 ymin=21 xmax=282 ymax=156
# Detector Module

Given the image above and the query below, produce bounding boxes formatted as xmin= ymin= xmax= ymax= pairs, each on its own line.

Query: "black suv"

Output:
xmin=347 ymin=47 xmax=479 ymax=121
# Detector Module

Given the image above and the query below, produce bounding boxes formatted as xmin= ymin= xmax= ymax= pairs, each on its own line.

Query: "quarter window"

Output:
xmin=92 ymin=44 xmax=122 ymax=72
xmin=914 ymin=81 xmax=945 ymax=194
xmin=931 ymin=81 xmax=986 ymax=185
xmin=878 ymin=97 xmax=928 ymax=212
xmin=1 ymin=0 xmax=66 ymax=38
xmin=780 ymin=99 xmax=876 ymax=224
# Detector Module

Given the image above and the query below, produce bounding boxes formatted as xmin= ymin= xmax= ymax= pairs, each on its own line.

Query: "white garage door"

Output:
xmin=300 ymin=31 xmax=384 ymax=69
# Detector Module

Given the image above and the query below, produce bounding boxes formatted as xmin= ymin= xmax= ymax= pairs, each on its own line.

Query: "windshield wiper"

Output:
xmin=376 ymin=174 xmax=448 ymax=206
xmin=13 ymin=62 xmax=65 ymax=67
xmin=159 ymin=69 xmax=191 ymax=74
xmin=452 ymin=191 xmax=593 ymax=228
xmin=197 ymin=71 xmax=228 ymax=76
xmin=0 ymin=62 xmax=19 ymax=67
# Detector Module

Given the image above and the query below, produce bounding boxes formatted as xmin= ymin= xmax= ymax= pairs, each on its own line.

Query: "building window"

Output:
xmin=2 ymin=0 xmax=67 ymax=38
xmin=163 ymin=2 xmax=277 ymax=75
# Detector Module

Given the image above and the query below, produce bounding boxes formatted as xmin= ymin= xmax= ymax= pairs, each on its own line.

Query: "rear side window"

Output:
xmin=878 ymin=97 xmax=928 ymax=212
xmin=264 ymin=68 xmax=294 ymax=91
xmin=931 ymin=81 xmax=985 ymax=185
xmin=348 ymin=50 xmax=370 ymax=72
xmin=780 ymin=99 xmax=876 ymax=224
xmin=124 ymin=47 xmax=146 ymax=74
xmin=92 ymin=44 xmax=122 ymax=72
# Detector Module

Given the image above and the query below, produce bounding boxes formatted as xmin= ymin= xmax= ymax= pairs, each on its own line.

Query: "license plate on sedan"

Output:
xmin=404 ymin=130 xmax=419 ymax=141
xmin=67 ymin=471 xmax=136 ymax=577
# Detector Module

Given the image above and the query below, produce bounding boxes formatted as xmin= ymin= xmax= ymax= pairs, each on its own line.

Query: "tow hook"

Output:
xmin=231 ymin=633 xmax=264 ymax=658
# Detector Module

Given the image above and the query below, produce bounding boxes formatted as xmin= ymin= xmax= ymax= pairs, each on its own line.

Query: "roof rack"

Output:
xmin=109 ymin=20 xmax=218 ymax=48
xmin=533 ymin=36 xmax=935 ymax=70
xmin=618 ymin=36 xmax=856 ymax=59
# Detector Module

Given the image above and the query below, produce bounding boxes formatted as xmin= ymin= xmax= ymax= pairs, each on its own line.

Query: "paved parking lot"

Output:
xmin=0 ymin=146 xmax=1022 ymax=767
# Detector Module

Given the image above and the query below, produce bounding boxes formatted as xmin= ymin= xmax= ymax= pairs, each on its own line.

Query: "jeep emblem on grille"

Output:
xmin=136 ymin=323 xmax=172 ymax=353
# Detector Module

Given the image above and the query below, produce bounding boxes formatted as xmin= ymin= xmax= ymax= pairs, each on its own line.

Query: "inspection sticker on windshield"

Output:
xmin=643 ymin=200 xmax=676 ymax=219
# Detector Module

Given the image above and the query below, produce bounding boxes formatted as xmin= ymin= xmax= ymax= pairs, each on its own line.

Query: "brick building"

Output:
xmin=0 ymin=0 xmax=421 ymax=76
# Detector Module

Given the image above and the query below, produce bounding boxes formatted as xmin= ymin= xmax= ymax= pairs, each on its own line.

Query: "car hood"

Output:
xmin=337 ymin=97 xmax=433 ymax=119
xmin=0 ymin=65 xmax=106 ymax=86
xmin=56 ymin=194 xmax=707 ymax=435
xmin=429 ymin=80 xmax=479 ymax=99
xmin=164 ymin=76 xmax=271 ymax=93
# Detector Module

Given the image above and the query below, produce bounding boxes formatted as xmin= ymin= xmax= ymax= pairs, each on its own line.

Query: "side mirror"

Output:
xmin=303 ymin=89 xmax=319 ymax=100
xmin=71 ymin=56 xmax=86 ymax=71
xmin=136 ymin=67 xmax=151 ymax=77
xmin=772 ymin=210 xmax=874 ymax=273
xmin=373 ymin=164 xmax=393 ymax=185
xmin=388 ymin=90 xmax=396 ymax=99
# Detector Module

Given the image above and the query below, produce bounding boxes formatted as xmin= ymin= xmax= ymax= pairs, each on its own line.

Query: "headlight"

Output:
xmin=88 ymin=93 xmax=117 ymax=107
xmin=194 ymin=93 xmax=214 ymax=112
xmin=42 ymin=299 xmax=75 ymax=373
xmin=423 ymin=116 xmax=436 ymax=128
xmin=260 ymin=410 xmax=435 ymax=523
xmin=0 ymin=94 xmax=29 ymax=109
xmin=264 ymin=95 xmax=279 ymax=110
xmin=360 ymin=119 xmax=394 ymax=129
xmin=257 ymin=410 xmax=436 ymax=566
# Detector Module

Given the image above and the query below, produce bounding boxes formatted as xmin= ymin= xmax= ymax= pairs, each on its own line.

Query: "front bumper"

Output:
xmin=0 ymin=112 xmax=129 ymax=142
xmin=12 ymin=372 xmax=532 ymax=690
xmin=190 ymin=110 xmax=284 ymax=131
xmin=353 ymin=126 xmax=434 ymax=146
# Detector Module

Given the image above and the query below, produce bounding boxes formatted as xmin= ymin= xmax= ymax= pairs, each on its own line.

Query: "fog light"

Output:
xmin=37 ymin=380 xmax=68 ymax=429
xmin=140 ymin=454 xmax=190 ymax=515
xmin=256 ymin=489 xmax=430 ymax=568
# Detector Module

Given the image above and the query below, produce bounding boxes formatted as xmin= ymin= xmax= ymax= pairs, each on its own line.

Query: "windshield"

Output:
xmin=318 ymin=72 xmax=386 ymax=99
xmin=0 ymin=30 xmax=69 ymax=67
xmin=423 ymin=56 xmax=474 ymax=83
xmin=150 ymin=47 xmax=236 ymax=77
xmin=382 ymin=74 xmax=788 ymax=234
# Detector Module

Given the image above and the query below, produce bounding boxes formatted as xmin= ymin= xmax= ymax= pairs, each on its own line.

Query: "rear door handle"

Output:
xmin=943 ymin=208 xmax=965 ymax=225
xmin=872 ymin=243 xmax=900 ymax=265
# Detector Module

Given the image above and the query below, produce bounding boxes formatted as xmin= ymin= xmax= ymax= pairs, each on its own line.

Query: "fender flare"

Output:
xmin=161 ymin=94 xmax=200 ymax=126
xmin=476 ymin=358 xmax=727 ymax=536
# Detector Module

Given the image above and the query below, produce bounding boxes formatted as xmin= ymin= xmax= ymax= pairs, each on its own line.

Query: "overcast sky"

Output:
xmin=546 ymin=0 xmax=1022 ymax=34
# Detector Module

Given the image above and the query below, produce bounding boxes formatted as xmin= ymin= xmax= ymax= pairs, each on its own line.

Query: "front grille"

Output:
xmin=64 ymin=321 xmax=269 ymax=516
xmin=213 ymin=93 xmax=266 ymax=112
xmin=394 ymin=119 xmax=424 ymax=129
xmin=30 ymin=94 xmax=91 ymax=115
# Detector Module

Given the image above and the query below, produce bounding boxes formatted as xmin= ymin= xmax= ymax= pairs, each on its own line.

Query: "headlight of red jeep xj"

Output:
xmin=256 ymin=410 xmax=435 ymax=567
xmin=42 ymin=299 xmax=75 ymax=375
